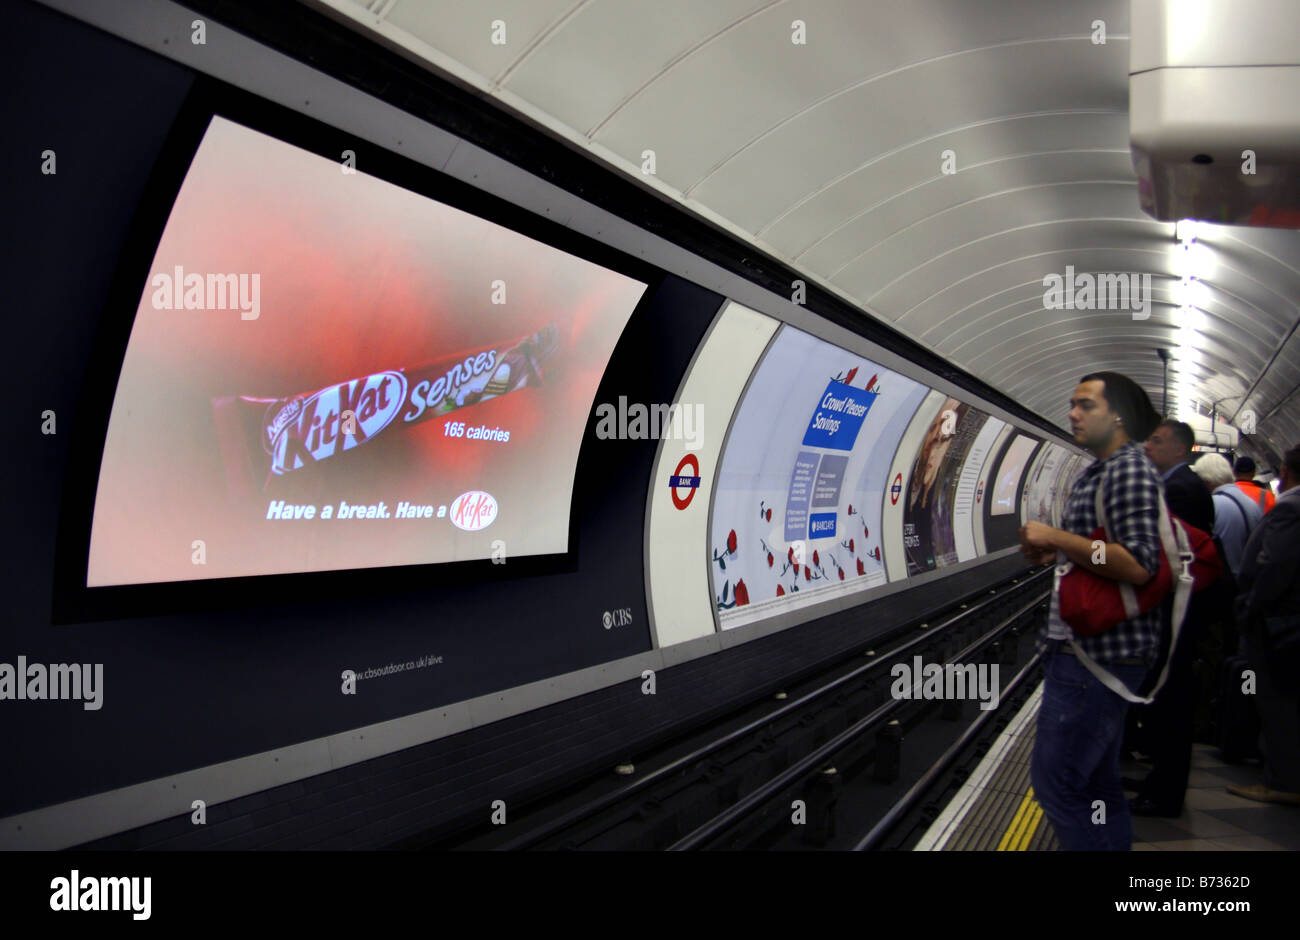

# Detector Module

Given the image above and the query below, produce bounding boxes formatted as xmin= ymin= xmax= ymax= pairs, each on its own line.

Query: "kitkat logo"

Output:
xmin=449 ymin=491 xmax=497 ymax=531
xmin=268 ymin=371 xmax=407 ymax=475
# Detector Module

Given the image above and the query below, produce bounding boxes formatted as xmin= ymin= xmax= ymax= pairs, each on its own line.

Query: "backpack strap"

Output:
xmin=1222 ymin=489 xmax=1251 ymax=531
xmin=1216 ymin=492 xmax=1252 ymax=582
xmin=1068 ymin=469 xmax=1191 ymax=705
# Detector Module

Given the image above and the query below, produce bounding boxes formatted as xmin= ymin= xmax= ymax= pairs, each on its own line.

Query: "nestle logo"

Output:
xmin=449 ymin=491 xmax=497 ymax=531
xmin=265 ymin=398 xmax=302 ymax=447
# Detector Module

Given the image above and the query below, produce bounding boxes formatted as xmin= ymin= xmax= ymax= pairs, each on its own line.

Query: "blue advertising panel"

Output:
xmin=801 ymin=381 xmax=877 ymax=450
xmin=710 ymin=327 xmax=927 ymax=630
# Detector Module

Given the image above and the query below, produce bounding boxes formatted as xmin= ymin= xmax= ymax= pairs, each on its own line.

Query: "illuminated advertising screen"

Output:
xmin=990 ymin=434 xmax=1038 ymax=516
xmin=87 ymin=116 xmax=647 ymax=586
xmin=902 ymin=398 xmax=991 ymax=574
xmin=953 ymin=416 xmax=1006 ymax=561
xmin=710 ymin=327 xmax=927 ymax=628
xmin=1021 ymin=444 xmax=1069 ymax=525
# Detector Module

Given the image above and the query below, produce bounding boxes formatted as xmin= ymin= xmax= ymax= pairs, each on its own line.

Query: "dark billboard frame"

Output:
xmin=51 ymin=76 xmax=663 ymax=623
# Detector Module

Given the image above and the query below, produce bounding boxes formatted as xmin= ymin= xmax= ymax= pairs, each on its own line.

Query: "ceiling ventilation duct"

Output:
xmin=1129 ymin=0 xmax=1300 ymax=227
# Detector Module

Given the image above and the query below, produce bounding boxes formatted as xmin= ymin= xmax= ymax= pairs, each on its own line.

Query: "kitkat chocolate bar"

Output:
xmin=212 ymin=324 xmax=558 ymax=492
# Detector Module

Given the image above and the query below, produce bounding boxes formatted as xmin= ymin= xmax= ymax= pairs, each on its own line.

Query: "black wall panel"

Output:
xmin=1 ymin=1 xmax=721 ymax=820
xmin=76 ymin=552 xmax=1032 ymax=850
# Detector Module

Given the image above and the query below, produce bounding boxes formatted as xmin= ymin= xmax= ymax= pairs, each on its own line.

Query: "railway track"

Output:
xmin=409 ymin=567 xmax=1052 ymax=851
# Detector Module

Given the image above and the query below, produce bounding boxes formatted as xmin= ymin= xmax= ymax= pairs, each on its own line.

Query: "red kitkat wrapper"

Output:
xmin=213 ymin=324 xmax=558 ymax=495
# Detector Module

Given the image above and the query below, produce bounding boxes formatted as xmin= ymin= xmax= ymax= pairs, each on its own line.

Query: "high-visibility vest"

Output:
xmin=1234 ymin=480 xmax=1276 ymax=513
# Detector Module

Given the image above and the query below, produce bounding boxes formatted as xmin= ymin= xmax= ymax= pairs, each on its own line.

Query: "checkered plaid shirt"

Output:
xmin=1044 ymin=441 xmax=1164 ymax=665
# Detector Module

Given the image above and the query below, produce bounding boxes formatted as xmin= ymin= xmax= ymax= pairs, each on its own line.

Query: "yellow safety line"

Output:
xmin=997 ymin=790 xmax=1033 ymax=850
xmin=1018 ymin=801 xmax=1045 ymax=851
xmin=1015 ymin=788 xmax=1045 ymax=850
xmin=1010 ymin=794 xmax=1035 ymax=850
xmin=998 ymin=786 xmax=1045 ymax=851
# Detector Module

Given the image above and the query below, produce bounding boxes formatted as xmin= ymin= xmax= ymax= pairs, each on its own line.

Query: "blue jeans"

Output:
xmin=1031 ymin=653 xmax=1149 ymax=850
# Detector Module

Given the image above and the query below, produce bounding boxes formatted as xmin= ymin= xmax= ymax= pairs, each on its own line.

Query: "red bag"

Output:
xmin=1057 ymin=487 xmax=1222 ymax=638
xmin=1053 ymin=477 xmax=1222 ymax=707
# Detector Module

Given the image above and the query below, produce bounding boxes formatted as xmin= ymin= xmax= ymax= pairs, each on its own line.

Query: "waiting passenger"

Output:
xmin=1144 ymin=421 xmax=1214 ymax=533
xmin=1189 ymin=452 xmax=1260 ymax=744
xmin=1234 ymin=457 xmax=1276 ymax=514
xmin=1227 ymin=444 xmax=1300 ymax=807
xmin=1193 ymin=453 xmax=1263 ymax=577
xmin=1124 ymin=422 xmax=1217 ymax=817
xmin=1021 ymin=372 xmax=1163 ymax=850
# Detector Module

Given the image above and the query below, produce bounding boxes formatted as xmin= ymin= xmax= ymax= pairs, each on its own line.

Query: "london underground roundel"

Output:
xmin=670 ymin=454 xmax=701 ymax=510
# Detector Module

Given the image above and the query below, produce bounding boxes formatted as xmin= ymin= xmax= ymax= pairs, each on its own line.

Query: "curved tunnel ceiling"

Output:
xmin=311 ymin=0 xmax=1300 ymax=464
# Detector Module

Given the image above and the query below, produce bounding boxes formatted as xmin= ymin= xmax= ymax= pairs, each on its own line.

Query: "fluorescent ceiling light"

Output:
xmin=1176 ymin=305 xmax=1206 ymax=331
xmin=1172 ymin=242 xmax=1215 ymax=280
xmin=1175 ymin=219 xmax=1202 ymax=244
xmin=1170 ymin=277 xmax=1209 ymax=308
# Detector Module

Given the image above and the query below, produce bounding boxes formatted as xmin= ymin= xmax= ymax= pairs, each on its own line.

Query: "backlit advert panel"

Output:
xmin=952 ymin=415 xmax=1006 ymax=563
xmin=902 ymin=397 xmax=992 ymax=574
xmin=88 ymin=116 xmax=646 ymax=586
xmin=1021 ymin=444 xmax=1069 ymax=526
xmin=711 ymin=327 xmax=927 ymax=629
xmin=989 ymin=434 xmax=1039 ymax=517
